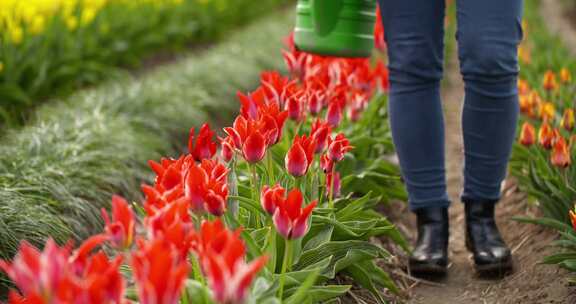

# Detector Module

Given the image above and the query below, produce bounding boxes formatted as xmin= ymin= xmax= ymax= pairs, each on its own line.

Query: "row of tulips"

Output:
xmin=510 ymin=0 xmax=576 ymax=282
xmin=0 ymin=0 xmax=289 ymax=125
xmin=0 ymin=31 xmax=407 ymax=303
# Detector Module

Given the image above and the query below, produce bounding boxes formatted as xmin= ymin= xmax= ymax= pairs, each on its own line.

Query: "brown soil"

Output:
xmin=376 ymin=43 xmax=576 ymax=303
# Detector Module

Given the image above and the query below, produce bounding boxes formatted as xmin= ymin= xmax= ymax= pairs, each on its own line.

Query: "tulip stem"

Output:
xmin=266 ymin=152 xmax=275 ymax=185
xmin=250 ymin=164 xmax=261 ymax=228
xmin=278 ymin=239 xmax=293 ymax=300
xmin=192 ymin=254 xmax=205 ymax=287
xmin=328 ymin=165 xmax=336 ymax=209
xmin=293 ymin=176 xmax=302 ymax=193
xmin=266 ymin=225 xmax=277 ymax=273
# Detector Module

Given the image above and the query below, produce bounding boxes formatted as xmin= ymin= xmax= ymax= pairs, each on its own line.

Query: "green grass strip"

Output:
xmin=0 ymin=9 xmax=293 ymax=261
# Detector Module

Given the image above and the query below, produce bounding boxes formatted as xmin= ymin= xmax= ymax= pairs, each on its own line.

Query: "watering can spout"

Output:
xmin=294 ymin=0 xmax=377 ymax=58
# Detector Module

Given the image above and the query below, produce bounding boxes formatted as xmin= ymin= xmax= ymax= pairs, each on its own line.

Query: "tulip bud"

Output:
xmin=285 ymin=142 xmax=308 ymax=177
xmin=519 ymin=122 xmax=536 ymax=146
xmin=562 ymin=109 xmax=575 ymax=131
xmin=243 ymin=132 xmax=267 ymax=163
xmin=326 ymin=102 xmax=342 ymax=127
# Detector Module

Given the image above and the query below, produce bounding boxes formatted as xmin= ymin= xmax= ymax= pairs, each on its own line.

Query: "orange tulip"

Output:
xmin=570 ymin=206 xmax=576 ymax=231
xmin=517 ymin=78 xmax=530 ymax=95
xmin=519 ymin=122 xmax=536 ymax=146
xmin=560 ymin=68 xmax=572 ymax=84
xmin=561 ymin=108 xmax=575 ymax=131
xmin=538 ymin=122 xmax=555 ymax=149
xmin=539 ymin=101 xmax=556 ymax=121
xmin=543 ymin=70 xmax=558 ymax=91
xmin=519 ymin=95 xmax=531 ymax=114
xmin=551 ymin=136 xmax=571 ymax=168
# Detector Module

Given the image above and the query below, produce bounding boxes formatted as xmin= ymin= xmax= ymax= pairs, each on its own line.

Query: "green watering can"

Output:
xmin=294 ymin=0 xmax=378 ymax=58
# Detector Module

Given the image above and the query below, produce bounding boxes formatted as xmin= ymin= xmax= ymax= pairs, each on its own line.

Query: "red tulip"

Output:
xmin=261 ymin=71 xmax=291 ymax=105
xmin=185 ymin=159 xmax=229 ymax=216
xmin=194 ymin=220 xmax=268 ymax=304
xmin=219 ymin=136 xmax=234 ymax=162
xmin=224 ymin=116 xmax=270 ymax=163
xmin=101 ymin=195 xmax=136 ymax=250
xmin=146 ymin=198 xmax=195 ymax=259
xmin=326 ymin=101 xmax=343 ymax=127
xmin=327 ymin=133 xmax=353 ymax=162
xmin=132 ymin=237 xmax=189 ymax=304
xmin=189 ymin=123 xmax=218 ymax=161
xmin=373 ymin=60 xmax=390 ymax=91
xmin=238 ymin=88 xmax=266 ymax=120
xmin=261 ymin=184 xmax=286 ymax=215
xmin=326 ymin=172 xmax=341 ymax=199
xmin=308 ymin=90 xmax=324 ymax=115
xmin=320 ymin=154 xmax=334 ymax=173
xmin=311 ymin=119 xmax=332 ymax=154
xmin=286 ymin=92 xmax=304 ymax=122
xmin=273 ymin=188 xmax=317 ymax=240
xmin=347 ymin=93 xmax=367 ymax=122
xmin=285 ymin=135 xmax=316 ymax=177
xmin=243 ymin=131 xmax=267 ymax=163
xmin=0 ymin=238 xmax=124 ymax=304
xmin=519 ymin=122 xmax=536 ymax=146
xmin=258 ymin=102 xmax=288 ymax=145
xmin=0 ymin=240 xmax=73 ymax=302
xmin=374 ymin=7 xmax=386 ymax=51
xmin=551 ymin=136 xmax=571 ymax=168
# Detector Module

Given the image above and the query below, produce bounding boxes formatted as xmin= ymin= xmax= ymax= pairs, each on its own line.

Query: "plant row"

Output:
xmin=510 ymin=0 xmax=576 ymax=282
xmin=0 ymin=0 xmax=289 ymax=125
xmin=0 ymin=19 xmax=407 ymax=304
xmin=0 ymin=10 xmax=294 ymax=292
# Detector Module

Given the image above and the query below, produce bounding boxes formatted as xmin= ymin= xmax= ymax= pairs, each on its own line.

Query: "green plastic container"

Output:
xmin=294 ymin=0 xmax=377 ymax=58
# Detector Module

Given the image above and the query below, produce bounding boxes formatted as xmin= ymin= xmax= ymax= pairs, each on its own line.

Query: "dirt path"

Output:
xmin=541 ymin=0 xmax=576 ymax=56
xmin=385 ymin=47 xmax=576 ymax=304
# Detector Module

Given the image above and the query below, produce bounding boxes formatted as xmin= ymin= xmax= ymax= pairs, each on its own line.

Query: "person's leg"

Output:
xmin=377 ymin=0 xmax=449 ymax=276
xmin=457 ymin=0 xmax=523 ymax=203
xmin=456 ymin=0 xmax=523 ymax=275
xmin=377 ymin=0 xmax=450 ymax=212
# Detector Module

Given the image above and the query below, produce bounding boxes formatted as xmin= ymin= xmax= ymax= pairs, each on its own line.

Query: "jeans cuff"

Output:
xmin=409 ymin=197 xmax=451 ymax=212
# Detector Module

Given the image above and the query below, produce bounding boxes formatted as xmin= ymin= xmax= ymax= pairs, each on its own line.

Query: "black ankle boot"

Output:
xmin=409 ymin=207 xmax=449 ymax=276
xmin=464 ymin=200 xmax=513 ymax=275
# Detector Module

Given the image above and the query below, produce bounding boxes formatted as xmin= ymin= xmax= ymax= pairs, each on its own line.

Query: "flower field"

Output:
xmin=0 ymin=0 xmax=576 ymax=302
xmin=0 ymin=0 xmax=289 ymax=125
xmin=0 ymin=9 xmax=412 ymax=301
xmin=510 ymin=0 xmax=576 ymax=283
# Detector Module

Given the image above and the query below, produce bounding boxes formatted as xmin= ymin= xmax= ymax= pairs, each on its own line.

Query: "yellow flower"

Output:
xmin=518 ymin=45 xmax=531 ymax=64
xmin=561 ymin=108 xmax=575 ymax=131
xmin=560 ymin=68 xmax=572 ymax=84
xmin=30 ymin=15 xmax=46 ymax=34
xmin=539 ymin=101 xmax=556 ymax=121
xmin=66 ymin=16 xmax=78 ymax=30
xmin=0 ymin=62 xmax=4 ymax=74
xmin=10 ymin=26 xmax=23 ymax=44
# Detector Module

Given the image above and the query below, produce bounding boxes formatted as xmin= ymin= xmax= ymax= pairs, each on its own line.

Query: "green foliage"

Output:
xmin=0 ymin=0 xmax=291 ymax=125
xmin=0 ymin=8 xmax=291 ymax=269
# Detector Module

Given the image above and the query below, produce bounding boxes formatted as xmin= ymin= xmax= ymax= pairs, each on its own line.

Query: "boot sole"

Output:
xmin=475 ymin=257 xmax=514 ymax=277
xmin=409 ymin=261 xmax=448 ymax=276
xmin=465 ymin=239 xmax=514 ymax=276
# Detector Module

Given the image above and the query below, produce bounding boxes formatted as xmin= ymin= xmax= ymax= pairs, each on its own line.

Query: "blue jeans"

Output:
xmin=377 ymin=0 xmax=523 ymax=211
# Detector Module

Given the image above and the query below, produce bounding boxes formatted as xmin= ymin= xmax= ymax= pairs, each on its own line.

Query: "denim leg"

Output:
xmin=456 ymin=0 xmax=523 ymax=203
xmin=378 ymin=0 xmax=450 ymax=211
